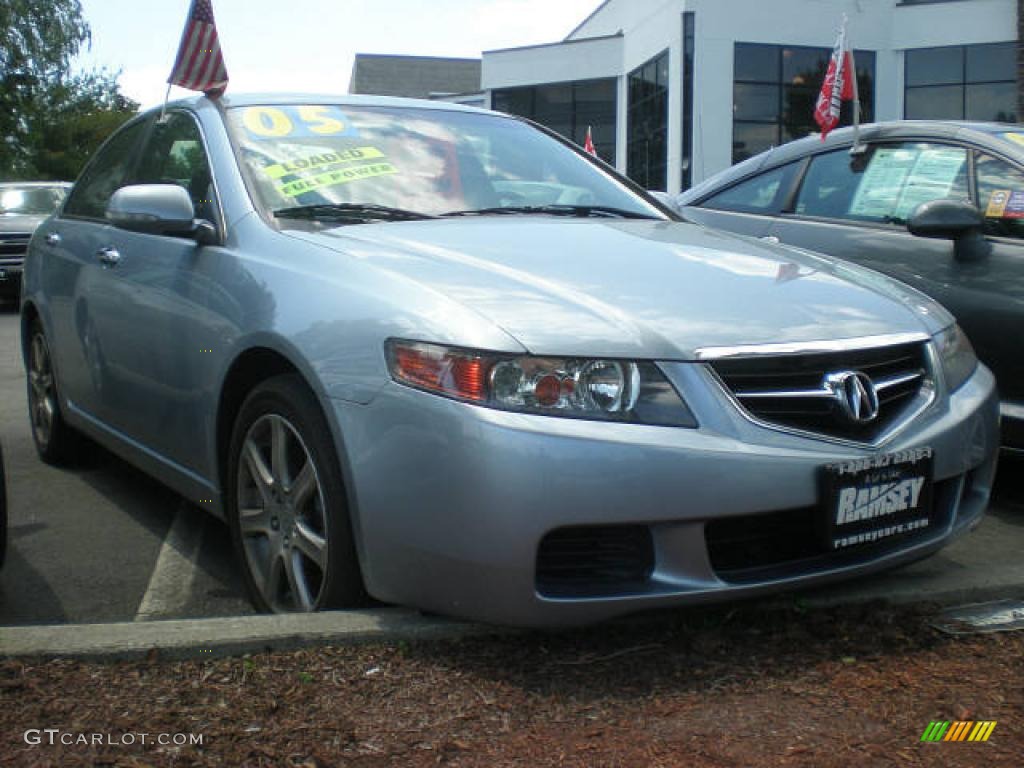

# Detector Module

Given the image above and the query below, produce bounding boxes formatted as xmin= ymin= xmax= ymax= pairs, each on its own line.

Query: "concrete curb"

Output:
xmin=0 ymin=608 xmax=500 ymax=662
xmin=3 ymin=511 xmax=1020 ymax=662
xmin=5 ymin=580 xmax=1023 ymax=663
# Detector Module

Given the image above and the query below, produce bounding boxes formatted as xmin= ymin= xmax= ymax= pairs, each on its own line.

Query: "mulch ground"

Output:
xmin=1 ymin=599 xmax=1021 ymax=767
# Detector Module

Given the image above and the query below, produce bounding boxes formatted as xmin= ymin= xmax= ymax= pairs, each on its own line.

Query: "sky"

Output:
xmin=76 ymin=0 xmax=604 ymax=108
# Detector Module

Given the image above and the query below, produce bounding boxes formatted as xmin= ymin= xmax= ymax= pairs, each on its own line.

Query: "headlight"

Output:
xmin=386 ymin=340 xmax=697 ymax=427
xmin=934 ymin=324 xmax=977 ymax=393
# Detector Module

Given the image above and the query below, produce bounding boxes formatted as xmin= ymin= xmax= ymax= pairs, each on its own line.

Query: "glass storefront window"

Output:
xmin=627 ymin=49 xmax=670 ymax=191
xmin=733 ymin=43 xmax=876 ymax=164
xmin=491 ymin=78 xmax=618 ymax=164
xmin=905 ymin=42 xmax=1017 ymax=122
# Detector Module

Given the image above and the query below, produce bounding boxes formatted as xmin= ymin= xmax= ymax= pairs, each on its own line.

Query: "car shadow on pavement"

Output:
xmin=69 ymin=440 xmax=250 ymax=616
xmin=0 ymin=539 xmax=67 ymax=624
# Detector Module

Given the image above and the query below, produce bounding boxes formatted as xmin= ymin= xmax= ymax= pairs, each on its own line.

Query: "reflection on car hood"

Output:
xmin=286 ymin=218 xmax=949 ymax=359
xmin=0 ymin=213 xmax=49 ymax=234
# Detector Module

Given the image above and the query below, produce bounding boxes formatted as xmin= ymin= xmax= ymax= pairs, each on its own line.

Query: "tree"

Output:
xmin=24 ymin=71 xmax=138 ymax=181
xmin=0 ymin=0 xmax=137 ymax=180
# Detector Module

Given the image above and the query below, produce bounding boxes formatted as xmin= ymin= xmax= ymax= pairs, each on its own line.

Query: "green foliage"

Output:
xmin=0 ymin=0 xmax=138 ymax=181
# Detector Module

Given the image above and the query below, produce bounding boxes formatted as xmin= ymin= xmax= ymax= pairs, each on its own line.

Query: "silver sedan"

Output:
xmin=22 ymin=95 xmax=998 ymax=626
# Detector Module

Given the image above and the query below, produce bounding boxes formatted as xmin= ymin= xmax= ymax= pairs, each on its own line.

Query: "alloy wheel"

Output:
xmin=235 ymin=413 xmax=329 ymax=611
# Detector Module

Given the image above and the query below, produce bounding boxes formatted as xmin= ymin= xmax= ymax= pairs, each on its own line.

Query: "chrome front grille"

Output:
xmin=708 ymin=340 xmax=932 ymax=443
xmin=0 ymin=233 xmax=31 ymax=257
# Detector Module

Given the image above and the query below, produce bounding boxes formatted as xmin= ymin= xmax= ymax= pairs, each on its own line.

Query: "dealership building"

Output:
xmin=349 ymin=0 xmax=1021 ymax=194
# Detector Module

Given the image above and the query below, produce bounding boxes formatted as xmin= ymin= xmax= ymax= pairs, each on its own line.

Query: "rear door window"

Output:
xmin=701 ymin=162 xmax=799 ymax=214
xmin=795 ymin=143 xmax=969 ymax=224
xmin=63 ymin=119 xmax=150 ymax=220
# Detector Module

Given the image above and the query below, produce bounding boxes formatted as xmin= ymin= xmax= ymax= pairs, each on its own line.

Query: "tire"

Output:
xmin=26 ymin=320 xmax=85 ymax=465
xmin=226 ymin=374 xmax=368 ymax=612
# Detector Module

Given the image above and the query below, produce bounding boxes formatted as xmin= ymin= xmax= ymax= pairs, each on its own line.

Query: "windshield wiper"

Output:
xmin=273 ymin=203 xmax=437 ymax=223
xmin=442 ymin=204 xmax=660 ymax=220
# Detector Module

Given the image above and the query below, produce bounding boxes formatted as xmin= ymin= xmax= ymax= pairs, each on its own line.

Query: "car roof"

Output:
xmin=160 ymin=92 xmax=495 ymax=116
xmin=680 ymin=120 xmax=1024 ymax=205
xmin=768 ymin=120 xmax=1022 ymax=164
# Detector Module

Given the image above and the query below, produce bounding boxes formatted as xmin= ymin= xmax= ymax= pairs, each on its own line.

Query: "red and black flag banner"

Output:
xmin=814 ymin=18 xmax=855 ymax=141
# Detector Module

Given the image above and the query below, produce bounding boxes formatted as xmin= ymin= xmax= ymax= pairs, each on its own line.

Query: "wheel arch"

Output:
xmin=216 ymin=346 xmax=303 ymax=496
xmin=215 ymin=343 xmax=372 ymax=602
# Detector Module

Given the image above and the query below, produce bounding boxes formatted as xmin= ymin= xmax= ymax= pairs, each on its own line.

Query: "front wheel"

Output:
xmin=226 ymin=374 xmax=367 ymax=612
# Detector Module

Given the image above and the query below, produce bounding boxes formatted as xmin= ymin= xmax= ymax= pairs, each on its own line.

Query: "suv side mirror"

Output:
xmin=907 ymin=199 xmax=988 ymax=261
xmin=106 ymin=184 xmax=217 ymax=244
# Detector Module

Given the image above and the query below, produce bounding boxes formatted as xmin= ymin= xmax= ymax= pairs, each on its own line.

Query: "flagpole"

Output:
xmin=158 ymin=83 xmax=172 ymax=124
xmin=848 ymin=30 xmax=865 ymax=156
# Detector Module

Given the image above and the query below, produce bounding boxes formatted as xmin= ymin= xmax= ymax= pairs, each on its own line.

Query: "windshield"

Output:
xmin=226 ymin=104 xmax=663 ymax=221
xmin=0 ymin=185 xmax=67 ymax=215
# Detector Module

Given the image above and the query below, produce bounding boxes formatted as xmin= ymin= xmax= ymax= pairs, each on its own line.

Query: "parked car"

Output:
xmin=22 ymin=96 xmax=998 ymax=626
xmin=0 ymin=182 xmax=71 ymax=303
xmin=677 ymin=121 xmax=1024 ymax=452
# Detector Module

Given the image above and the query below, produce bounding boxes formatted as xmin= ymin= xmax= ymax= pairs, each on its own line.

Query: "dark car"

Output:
xmin=0 ymin=182 xmax=72 ymax=302
xmin=677 ymin=121 xmax=1024 ymax=452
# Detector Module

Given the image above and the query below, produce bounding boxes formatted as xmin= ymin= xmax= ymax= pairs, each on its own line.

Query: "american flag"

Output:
xmin=168 ymin=0 xmax=229 ymax=96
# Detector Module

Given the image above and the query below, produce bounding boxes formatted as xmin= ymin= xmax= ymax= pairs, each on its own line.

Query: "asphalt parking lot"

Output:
xmin=0 ymin=305 xmax=251 ymax=625
xmin=0 ymin=304 xmax=1021 ymax=629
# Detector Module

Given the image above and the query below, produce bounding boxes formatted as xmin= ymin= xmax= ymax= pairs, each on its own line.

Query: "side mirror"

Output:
xmin=106 ymin=184 xmax=217 ymax=244
xmin=647 ymin=190 xmax=682 ymax=216
xmin=907 ymin=199 xmax=989 ymax=261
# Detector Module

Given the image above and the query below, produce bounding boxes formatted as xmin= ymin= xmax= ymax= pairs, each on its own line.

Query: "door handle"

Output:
xmin=761 ymin=236 xmax=781 ymax=245
xmin=44 ymin=232 xmax=61 ymax=246
xmin=96 ymin=247 xmax=122 ymax=267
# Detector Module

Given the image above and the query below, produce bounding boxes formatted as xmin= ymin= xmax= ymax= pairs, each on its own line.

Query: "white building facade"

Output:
xmin=481 ymin=0 xmax=1019 ymax=194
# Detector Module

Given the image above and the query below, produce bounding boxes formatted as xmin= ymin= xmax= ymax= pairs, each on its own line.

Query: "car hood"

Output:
xmin=286 ymin=218 xmax=949 ymax=360
xmin=0 ymin=213 xmax=48 ymax=233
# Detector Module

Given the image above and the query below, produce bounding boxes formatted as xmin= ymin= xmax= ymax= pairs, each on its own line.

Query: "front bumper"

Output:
xmin=329 ymin=361 xmax=999 ymax=627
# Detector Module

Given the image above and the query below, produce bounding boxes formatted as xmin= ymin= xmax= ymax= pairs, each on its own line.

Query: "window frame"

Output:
xmin=131 ymin=108 xmax=226 ymax=241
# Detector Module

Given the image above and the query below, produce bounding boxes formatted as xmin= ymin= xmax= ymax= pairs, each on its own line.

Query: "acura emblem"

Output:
xmin=824 ymin=371 xmax=880 ymax=424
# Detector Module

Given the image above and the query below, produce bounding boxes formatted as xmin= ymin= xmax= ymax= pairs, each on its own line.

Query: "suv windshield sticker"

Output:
xmin=849 ymin=147 xmax=966 ymax=220
xmin=892 ymin=148 xmax=966 ymax=219
xmin=985 ymin=188 xmax=1024 ymax=219
xmin=277 ymin=162 xmax=398 ymax=197
xmin=262 ymin=147 xmax=386 ymax=180
xmin=241 ymin=106 xmax=359 ymax=141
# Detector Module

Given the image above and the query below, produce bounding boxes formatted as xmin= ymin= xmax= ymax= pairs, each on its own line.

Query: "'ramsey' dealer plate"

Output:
xmin=822 ymin=447 xmax=934 ymax=551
